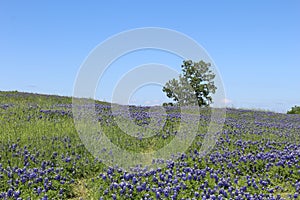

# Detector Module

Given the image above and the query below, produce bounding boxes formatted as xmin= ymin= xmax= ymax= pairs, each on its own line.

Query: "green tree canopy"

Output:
xmin=287 ymin=105 xmax=300 ymax=114
xmin=162 ymin=60 xmax=217 ymax=107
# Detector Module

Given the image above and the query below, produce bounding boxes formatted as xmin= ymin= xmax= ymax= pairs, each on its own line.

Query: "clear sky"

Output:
xmin=0 ymin=1 xmax=299 ymax=113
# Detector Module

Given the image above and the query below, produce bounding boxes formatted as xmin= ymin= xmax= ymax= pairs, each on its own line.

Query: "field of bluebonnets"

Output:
xmin=0 ymin=91 xmax=300 ymax=200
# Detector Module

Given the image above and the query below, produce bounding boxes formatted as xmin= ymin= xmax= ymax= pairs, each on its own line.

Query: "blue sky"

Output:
xmin=0 ymin=1 xmax=299 ymax=113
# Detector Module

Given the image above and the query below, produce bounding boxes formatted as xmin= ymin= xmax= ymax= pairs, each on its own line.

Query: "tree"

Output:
xmin=162 ymin=60 xmax=217 ymax=107
xmin=287 ymin=105 xmax=300 ymax=114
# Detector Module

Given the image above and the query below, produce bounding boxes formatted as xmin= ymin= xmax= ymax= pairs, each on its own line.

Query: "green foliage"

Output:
xmin=162 ymin=60 xmax=216 ymax=107
xmin=162 ymin=102 xmax=174 ymax=107
xmin=287 ymin=105 xmax=300 ymax=114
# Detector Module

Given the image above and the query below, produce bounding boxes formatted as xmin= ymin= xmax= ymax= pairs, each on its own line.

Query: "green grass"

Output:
xmin=0 ymin=91 xmax=299 ymax=199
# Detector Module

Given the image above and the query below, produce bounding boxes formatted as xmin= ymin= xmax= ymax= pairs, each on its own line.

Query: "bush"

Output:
xmin=162 ymin=102 xmax=174 ymax=107
xmin=287 ymin=105 xmax=300 ymax=114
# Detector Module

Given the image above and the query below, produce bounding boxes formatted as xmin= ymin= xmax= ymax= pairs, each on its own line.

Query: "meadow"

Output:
xmin=0 ymin=91 xmax=300 ymax=199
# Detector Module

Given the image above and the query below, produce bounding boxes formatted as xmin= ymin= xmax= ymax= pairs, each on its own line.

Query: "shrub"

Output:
xmin=287 ymin=105 xmax=300 ymax=114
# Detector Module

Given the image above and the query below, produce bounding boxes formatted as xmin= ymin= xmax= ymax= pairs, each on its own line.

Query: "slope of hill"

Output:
xmin=0 ymin=91 xmax=299 ymax=199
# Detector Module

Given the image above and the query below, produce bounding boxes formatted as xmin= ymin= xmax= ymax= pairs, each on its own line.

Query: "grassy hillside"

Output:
xmin=0 ymin=91 xmax=299 ymax=199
